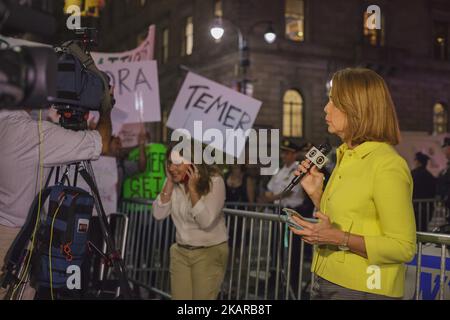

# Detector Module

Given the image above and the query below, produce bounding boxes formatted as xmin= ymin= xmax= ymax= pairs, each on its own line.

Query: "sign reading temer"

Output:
xmin=166 ymin=72 xmax=262 ymax=159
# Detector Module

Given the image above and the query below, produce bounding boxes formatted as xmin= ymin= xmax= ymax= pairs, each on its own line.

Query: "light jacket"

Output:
xmin=312 ymin=141 xmax=417 ymax=297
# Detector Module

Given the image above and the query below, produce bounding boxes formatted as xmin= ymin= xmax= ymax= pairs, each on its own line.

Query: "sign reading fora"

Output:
xmin=98 ymin=60 xmax=161 ymax=134
xmin=166 ymin=72 xmax=262 ymax=158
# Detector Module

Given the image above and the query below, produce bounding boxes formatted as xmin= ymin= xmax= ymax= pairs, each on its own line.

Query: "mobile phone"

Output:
xmin=282 ymin=208 xmax=304 ymax=230
xmin=282 ymin=208 xmax=318 ymax=230
xmin=182 ymin=164 xmax=194 ymax=184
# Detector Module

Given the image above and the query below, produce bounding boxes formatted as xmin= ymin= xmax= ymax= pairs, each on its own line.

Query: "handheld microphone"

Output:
xmin=283 ymin=143 xmax=332 ymax=193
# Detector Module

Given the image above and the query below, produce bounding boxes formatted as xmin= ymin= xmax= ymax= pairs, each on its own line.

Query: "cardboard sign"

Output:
xmin=84 ymin=60 xmax=161 ymax=135
xmin=91 ymin=25 xmax=155 ymax=65
xmin=90 ymin=25 xmax=158 ymax=135
xmin=101 ymin=60 xmax=161 ymax=134
xmin=166 ymin=72 xmax=262 ymax=158
xmin=122 ymin=143 xmax=167 ymax=200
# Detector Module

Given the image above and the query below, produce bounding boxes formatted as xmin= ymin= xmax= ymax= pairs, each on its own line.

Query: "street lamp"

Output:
xmin=210 ymin=18 xmax=225 ymax=40
xmin=209 ymin=17 xmax=277 ymax=95
xmin=210 ymin=18 xmax=276 ymax=44
xmin=263 ymin=25 xmax=277 ymax=44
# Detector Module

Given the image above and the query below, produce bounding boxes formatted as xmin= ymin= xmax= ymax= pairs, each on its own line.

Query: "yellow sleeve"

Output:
xmin=364 ymin=155 xmax=417 ymax=265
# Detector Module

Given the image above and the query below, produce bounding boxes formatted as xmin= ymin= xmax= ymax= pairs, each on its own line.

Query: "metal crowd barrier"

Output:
xmin=119 ymin=199 xmax=174 ymax=299
xmin=220 ymin=207 xmax=310 ymax=300
xmin=413 ymin=198 xmax=449 ymax=232
xmin=410 ymin=232 xmax=450 ymax=300
xmin=117 ymin=198 xmax=449 ymax=300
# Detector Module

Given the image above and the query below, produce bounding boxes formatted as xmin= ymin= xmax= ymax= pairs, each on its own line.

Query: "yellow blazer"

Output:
xmin=313 ymin=141 xmax=417 ymax=297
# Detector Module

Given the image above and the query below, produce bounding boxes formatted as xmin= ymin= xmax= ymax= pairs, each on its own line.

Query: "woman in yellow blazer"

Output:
xmin=290 ymin=68 xmax=416 ymax=299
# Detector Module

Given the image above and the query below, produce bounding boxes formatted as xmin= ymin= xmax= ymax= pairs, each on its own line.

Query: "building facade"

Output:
xmin=95 ymin=0 xmax=450 ymax=147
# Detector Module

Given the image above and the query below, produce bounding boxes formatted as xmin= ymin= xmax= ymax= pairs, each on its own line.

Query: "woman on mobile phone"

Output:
xmin=289 ymin=68 xmax=416 ymax=300
xmin=153 ymin=143 xmax=228 ymax=300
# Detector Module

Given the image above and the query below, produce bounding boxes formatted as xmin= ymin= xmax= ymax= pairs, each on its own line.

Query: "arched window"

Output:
xmin=283 ymin=89 xmax=303 ymax=137
xmin=433 ymin=102 xmax=447 ymax=134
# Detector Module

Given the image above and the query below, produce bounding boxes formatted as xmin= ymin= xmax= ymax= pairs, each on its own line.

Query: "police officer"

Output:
xmin=263 ymin=139 xmax=304 ymax=209
xmin=263 ymin=140 xmax=311 ymax=296
xmin=436 ymin=138 xmax=450 ymax=215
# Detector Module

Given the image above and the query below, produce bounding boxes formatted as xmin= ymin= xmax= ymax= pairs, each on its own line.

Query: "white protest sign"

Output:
xmin=166 ymin=72 xmax=262 ymax=158
xmin=99 ymin=60 xmax=161 ymax=134
xmin=90 ymin=25 xmax=159 ymax=136
xmin=91 ymin=25 xmax=155 ymax=65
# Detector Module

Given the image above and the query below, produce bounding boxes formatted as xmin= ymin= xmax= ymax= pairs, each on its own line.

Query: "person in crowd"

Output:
xmin=290 ymin=67 xmax=416 ymax=299
xmin=412 ymin=152 xmax=436 ymax=200
xmin=224 ymin=164 xmax=256 ymax=249
xmin=436 ymin=138 xmax=450 ymax=213
xmin=261 ymin=139 xmax=305 ymax=209
xmin=109 ymin=125 xmax=148 ymax=204
xmin=152 ymin=143 xmax=228 ymax=300
xmin=225 ymin=165 xmax=256 ymax=204
xmin=258 ymin=139 xmax=307 ymax=294
xmin=411 ymin=152 xmax=437 ymax=230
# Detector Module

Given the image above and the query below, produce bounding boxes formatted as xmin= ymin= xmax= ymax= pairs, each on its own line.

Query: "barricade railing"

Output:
xmin=413 ymin=198 xmax=449 ymax=232
xmin=411 ymin=232 xmax=450 ymax=300
xmin=118 ymin=198 xmax=449 ymax=300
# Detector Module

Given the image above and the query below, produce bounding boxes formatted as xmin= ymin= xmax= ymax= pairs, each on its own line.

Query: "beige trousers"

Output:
xmin=170 ymin=242 xmax=228 ymax=300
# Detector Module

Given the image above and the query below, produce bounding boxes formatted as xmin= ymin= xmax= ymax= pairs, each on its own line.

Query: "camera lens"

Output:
xmin=309 ymin=150 xmax=317 ymax=157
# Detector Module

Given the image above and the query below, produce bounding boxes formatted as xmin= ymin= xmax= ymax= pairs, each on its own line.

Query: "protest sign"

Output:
xmin=122 ymin=143 xmax=167 ymax=200
xmin=166 ymin=72 xmax=262 ymax=158
xmin=91 ymin=25 xmax=155 ymax=65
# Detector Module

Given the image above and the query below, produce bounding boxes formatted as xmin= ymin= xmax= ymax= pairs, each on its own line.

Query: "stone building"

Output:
xmin=95 ymin=0 xmax=450 ymax=147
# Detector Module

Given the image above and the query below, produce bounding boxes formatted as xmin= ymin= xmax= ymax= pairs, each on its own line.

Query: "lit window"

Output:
xmin=283 ymin=90 xmax=303 ymax=137
xmin=162 ymin=28 xmax=169 ymax=63
xmin=363 ymin=10 xmax=384 ymax=46
xmin=181 ymin=16 xmax=194 ymax=56
xmin=214 ymin=0 xmax=223 ymax=17
xmin=433 ymin=103 xmax=447 ymax=134
xmin=285 ymin=0 xmax=304 ymax=42
xmin=433 ymin=21 xmax=448 ymax=60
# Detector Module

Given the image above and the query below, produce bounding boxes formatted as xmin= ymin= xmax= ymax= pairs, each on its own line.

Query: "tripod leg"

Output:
xmin=81 ymin=161 xmax=132 ymax=299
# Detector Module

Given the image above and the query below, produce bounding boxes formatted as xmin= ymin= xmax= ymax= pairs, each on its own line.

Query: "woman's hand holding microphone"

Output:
xmin=294 ymin=159 xmax=325 ymax=208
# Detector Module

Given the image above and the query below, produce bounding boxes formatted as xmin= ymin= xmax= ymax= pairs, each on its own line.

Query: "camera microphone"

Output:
xmin=283 ymin=143 xmax=332 ymax=193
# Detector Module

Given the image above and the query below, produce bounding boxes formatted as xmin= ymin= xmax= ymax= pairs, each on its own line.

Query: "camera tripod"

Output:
xmin=2 ymin=160 xmax=132 ymax=300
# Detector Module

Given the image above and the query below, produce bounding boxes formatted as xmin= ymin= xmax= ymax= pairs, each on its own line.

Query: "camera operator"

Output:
xmin=0 ymin=101 xmax=112 ymax=299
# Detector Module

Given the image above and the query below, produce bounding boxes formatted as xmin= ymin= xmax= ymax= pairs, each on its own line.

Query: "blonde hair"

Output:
xmin=330 ymin=68 xmax=401 ymax=145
